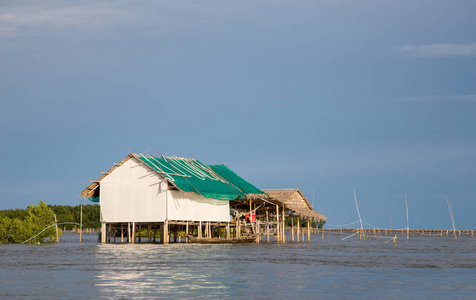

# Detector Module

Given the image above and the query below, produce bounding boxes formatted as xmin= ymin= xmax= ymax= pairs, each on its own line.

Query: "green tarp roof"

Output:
xmin=137 ymin=155 xmax=264 ymax=201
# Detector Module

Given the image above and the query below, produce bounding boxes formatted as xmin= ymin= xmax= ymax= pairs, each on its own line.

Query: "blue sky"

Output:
xmin=1 ymin=0 xmax=475 ymax=230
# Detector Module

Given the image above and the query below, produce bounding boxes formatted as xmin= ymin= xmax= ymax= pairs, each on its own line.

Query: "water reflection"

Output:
xmin=94 ymin=244 xmax=235 ymax=298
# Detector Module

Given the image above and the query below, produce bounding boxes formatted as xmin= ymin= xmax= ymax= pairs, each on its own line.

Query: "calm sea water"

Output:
xmin=1 ymin=232 xmax=475 ymax=299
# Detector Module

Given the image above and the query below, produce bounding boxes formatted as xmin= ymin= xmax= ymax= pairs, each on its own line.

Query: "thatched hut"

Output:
xmin=263 ymin=189 xmax=326 ymax=221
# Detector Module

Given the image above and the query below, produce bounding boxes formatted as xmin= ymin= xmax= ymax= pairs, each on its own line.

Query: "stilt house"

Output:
xmin=81 ymin=153 xmax=264 ymax=243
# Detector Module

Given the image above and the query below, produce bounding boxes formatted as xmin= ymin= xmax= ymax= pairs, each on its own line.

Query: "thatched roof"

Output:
xmin=263 ymin=189 xmax=327 ymax=220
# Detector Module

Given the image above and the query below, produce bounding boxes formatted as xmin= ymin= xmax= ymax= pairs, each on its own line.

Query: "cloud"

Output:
xmin=392 ymin=94 xmax=476 ymax=102
xmin=395 ymin=43 xmax=476 ymax=58
xmin=0 ymin=3 xmax=134 ymax=39
xmin=0 ymin=0 xmax=320 ymax=40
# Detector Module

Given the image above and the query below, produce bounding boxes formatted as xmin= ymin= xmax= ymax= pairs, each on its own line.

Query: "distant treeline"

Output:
xmin=0 ymin=201 xmax=100 ymax=244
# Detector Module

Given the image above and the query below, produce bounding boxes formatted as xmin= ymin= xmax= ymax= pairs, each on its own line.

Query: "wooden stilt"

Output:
xmin=128 ymin=222 xmax=131 ymax=243
xmin=291 ymin=217 xmax=294 ymax=242
xmin=307 ymin=219 xmax=310 ymax=242
xmin=297 ymin=216 xmax=300 ymax=242
xmin=276 ymin=204 xmax=280 ymax=242
xmin=198 ymin=221 xmax=202 ymax=239
xmin=121 ymin=224 xmax=124 ymax=243
xmin=132 ymin=222 xmax=136 ymax=244
xmin=80 ymin=201 xmax=83 ymax=243
xmin=153 ymin=225 xmax=157 ymax=243
xmin=161 ymin=221 xmax=169 ymax=244
xmin=282 ymin=206 xmax=286 ymax=243
xmin=101 ymin=222 xmax=106 ymax=243
xmin=266 ymin=211 xmax=269 ymax=242
xmin=256 ymin=219 xmax=260 ymax=243
xmin=186 ymin=222 xmax=189 ymax=243
xmin=138 ymin=224 xmax=141 ymax=243
xmin=236 ymin=220 xmax=240 ymax=238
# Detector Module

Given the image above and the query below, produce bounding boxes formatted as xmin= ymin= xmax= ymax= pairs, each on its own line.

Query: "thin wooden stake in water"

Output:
xmin=354 ymin=190 xmax=364 ymax=240
xmin=447 ymin=198 xmax=457 ymax=240
xmin=80 ymin=200 xmax=83 ymax=243
xmin=405 ymin=195 xmax=409 ymax=240
xmin=54 ymin=214 xmax=59 ymax=243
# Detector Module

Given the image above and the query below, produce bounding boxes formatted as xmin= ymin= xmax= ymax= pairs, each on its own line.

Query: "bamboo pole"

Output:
xmin=186 ymin=222 xmax=189 ymax=243
xmin=282 ymin=206 xmax=286 ymax=243
xmin=276 ymin=204 xmax=280 ymax=242
xmin=80 ymin=200 xmax=83 ymax=243
xmin=307 ymin=219 xmax=310 ymax=242
xmin=128 ymin=222 xmax=131 ymax=243
xmin=266 ymin=210 xmax=269 ymax=242
xmin=153 ymin=225 xmax=157 ymax=243
xmin=132 ymin=222 xmax=136 ymax=244
xmin=54 ymin=214 xmax=59 ymax=243
xmin=101 ymin=222 xmax=106 ymax=243
xmin=199 ymin=221 xmax=202 ymax=239
xmin=291 ymin=217 xmax=294 ymax=242
xmin=354 ymin=190 xmax=364 ymax=240
xmin=405 ymin=195 xmax=409 ymax=240
xmin=297 ymin=216 xmax=300 ymax=242
xmin=256 ymin=220 xmax=260 ymax=243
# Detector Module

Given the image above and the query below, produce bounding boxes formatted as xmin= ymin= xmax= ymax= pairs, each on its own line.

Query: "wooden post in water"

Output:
xmin=405 ymin=195 xmax=409 ymax=240
xmin=186 ymin=222 xmax=190 ymax=243
xmin=132 ymin=222 xmax=136 ymax=244
xmin=237 ymin=220 xmax=240 ymax=238
xmin=153 ymin=226 xmax=157 ymax=243
xmin=297 ymin=216 xmax=300 ymax=242
xmin=108 ymin=224 xmax=111 ymax=243
xmin=198 ymin=221 xmax=202 ymax=239
xmin=282 ymin=206 xmax=286 ymax=243
xmin=307 ymin=219 xmax=311 ymax=242
xmin=161 ymin=221 xmax=169 ymax=244
xmin=101 ymin=222 xmax=106 ymax=243
xmin=54 ymin=214 xmax=59 ymax=243
xmin=276 ymin=204 xmax=280 ymax=242
xmin=80 ymin=200 xmax=83 ymax=243
xmin=291 ymin=217 xmax=294 ymax=242
xmin=226 ymin=222 xmax=230 ymax=239
xmin=127 ymin=222 xmax=131 ymax=243
xmin=256 ymin=220 xmax=260 ymax=243
xmin=121 ymin=224 xmax=124 ymax=243
xmin=266 ymin=210 xmax=270 ymax=242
